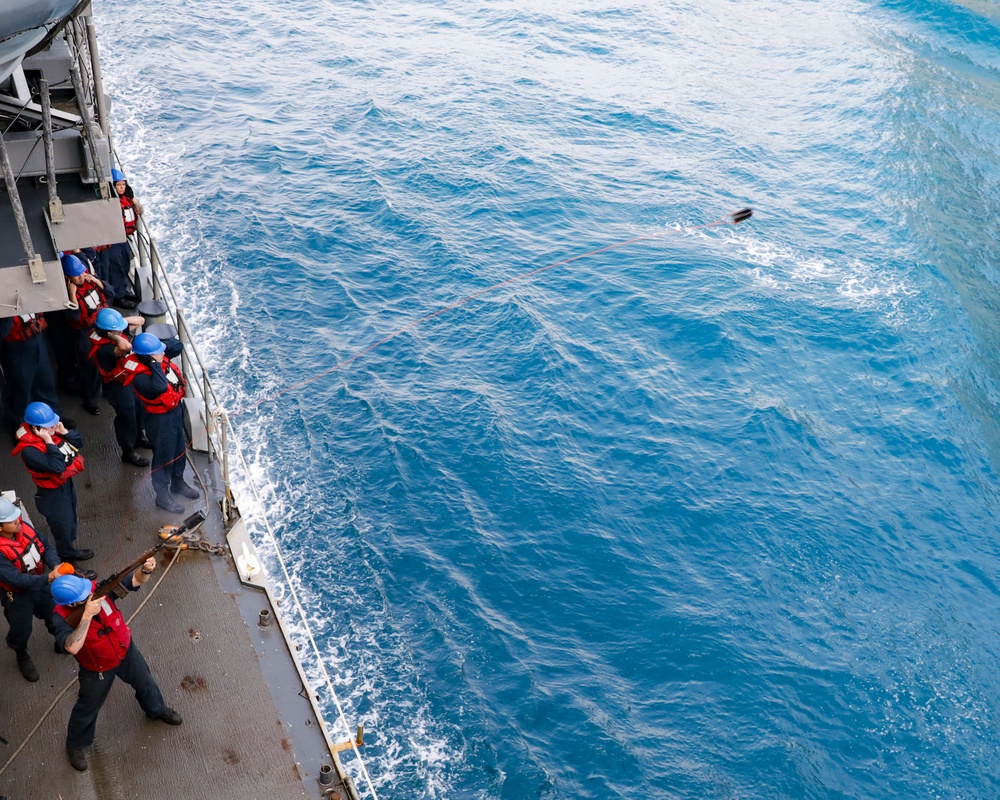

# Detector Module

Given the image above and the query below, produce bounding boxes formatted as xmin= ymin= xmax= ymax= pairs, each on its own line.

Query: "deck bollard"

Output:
xmin=137 ymin=299 xmax=168 ymax=328
xmin=257 ymin=609 xmax=271 ymax=629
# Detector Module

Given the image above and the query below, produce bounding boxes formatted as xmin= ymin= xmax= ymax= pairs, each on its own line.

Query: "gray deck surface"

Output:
xmin=0 ymin=397 xmax=344 ymax=799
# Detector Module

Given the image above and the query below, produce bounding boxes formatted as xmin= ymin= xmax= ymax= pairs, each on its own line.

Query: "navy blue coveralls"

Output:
xmin=19 ymin=429 xmax=86 ymax=561
xmin=95 ymin=341 xmax=146 ymax=454
xmin=0 ymin=317 xmax=61 ymax=425
xmin=105 ymin=243 xmax=133 ymax=303
xmin=131 ymin=362 xmax=187 ymax=493
xmin=49 ymin=311 xmax=103 ymax=410
xmin=52 ymin=575 xmax=168 ymax=750
xmin=0 ymin=526 xmax=58 ymax=652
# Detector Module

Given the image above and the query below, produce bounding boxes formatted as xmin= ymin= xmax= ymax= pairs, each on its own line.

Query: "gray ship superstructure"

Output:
xmin=0 ymin=0 xmax=79 ymax=83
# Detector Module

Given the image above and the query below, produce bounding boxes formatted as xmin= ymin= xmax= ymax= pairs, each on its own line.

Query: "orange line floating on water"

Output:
xmin=236 ymin=209 xmax=752 ymax=415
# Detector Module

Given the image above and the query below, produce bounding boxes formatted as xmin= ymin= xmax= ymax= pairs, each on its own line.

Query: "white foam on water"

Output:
xmin=734 ymin=231 xmax=921 ymax=322
xmin=95 ymin=17 xmax=456 ymax=798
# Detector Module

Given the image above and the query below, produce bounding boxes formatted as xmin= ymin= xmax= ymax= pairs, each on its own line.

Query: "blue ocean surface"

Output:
xmin=99 ymin=1 xmax=1000 ymax=797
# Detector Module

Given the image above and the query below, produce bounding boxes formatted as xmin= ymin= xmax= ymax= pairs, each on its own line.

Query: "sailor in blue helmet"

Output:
xmin=0 ymin=497 xmax=64 ymax=682
xmin=120 ymin=333 xmax=199 ymax=513
xmin=52 ymin=567 xmax=182 ymax=772
xmin=104 ymin=168 xmax=143 ymax=309
xmin=59 ymin=253 xmax=107 ymax=415
xmin=10 ymin=402 xmax=94 ymax=565
xmin=88 ymin=307 xmax=150 ymax=467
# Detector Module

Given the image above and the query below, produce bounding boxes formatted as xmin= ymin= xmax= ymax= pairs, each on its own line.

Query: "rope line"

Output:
xmin=117 ymin=205 xmax=751 ymax=799
xmin=214 ymin=209 xmax=749 ymax=797
xmin=235 ymin=214 xmax=740 ymax=416
xmin=123 ymin=201 xmax=381 ymax=795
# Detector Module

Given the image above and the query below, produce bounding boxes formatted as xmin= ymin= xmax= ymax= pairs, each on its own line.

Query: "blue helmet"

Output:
xmin=52 ymin=575 xmax=92 ymax=605
xmin=111 ymin=168 xmax=126 ymax=183
xmin=132 ymin=332 xmax=166 ymax=356
xmin=24 ymin=401 xmax=59 ymax=428
xmin=96 ymin=307 xmax=127 ymax=332
xmin=61 ymin=253 xmax=86 ymax=277
xmin=0 ymin=497 xmax=20 ymax=524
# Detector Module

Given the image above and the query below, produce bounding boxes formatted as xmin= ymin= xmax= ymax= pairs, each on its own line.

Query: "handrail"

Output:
xmin=129 ymin=212 xmax=378 ymax=799
xmin=142 ymin=233 xmax=224 ymax=413
xmin=64 ymin=30 xmax=378 ymax=798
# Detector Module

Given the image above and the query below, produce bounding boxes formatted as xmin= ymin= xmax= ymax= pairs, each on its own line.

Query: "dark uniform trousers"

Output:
xmin=34 ymin=482 xmax=79 ymax=560
xmin=50 ymin=319 xmax=103 ymax=406
xmin=1 ymin=335 xmax=60 ymax=423
xmin=144 ymin=405 xmax=187 ymax=493
xmin=105 ymin=242 xmax=133 ymax=302
xmin=46 ymin=313 xmax=79 ymax=393
xmin=106 ymin=381 xmax=145 ymax=453
xmin=2 ymin=587 xmax=56 ymax=651
xmin=68 ymin=641 xmax=166 ymax=750
xmin=75 ymin=333 xmax=103 ymax=406
xmin=91 ymin=248 xmax=110 ymax=287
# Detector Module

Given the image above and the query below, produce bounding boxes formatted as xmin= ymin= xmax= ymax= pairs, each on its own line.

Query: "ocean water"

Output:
xmin=98 ymin=1 xmax=1000 ymax=797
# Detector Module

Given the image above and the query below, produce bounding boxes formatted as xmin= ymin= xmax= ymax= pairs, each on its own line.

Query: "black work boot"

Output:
xmin=15 ymin=649 xmax=39 ymax=682
xmin=66 ymin=746 xmax=88 ymax=771
xmin=170 ymin=480 xmax=199 ymax=499
xmin=122 ymin=449 xmax=150 ymax=467
xmin=151 ymin=707 xmax=183 ymax=725
xmin=155 ymin=490 xmax=184 ymax=514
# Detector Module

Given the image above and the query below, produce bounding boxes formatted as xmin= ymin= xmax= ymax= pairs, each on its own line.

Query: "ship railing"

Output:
xmin=128 ymin=212 xmax=379 ymax=800
xmin=132 ymin=221 xmax=235 ymax=513
xmin=65 ymin=18 xmax=379 ymax=798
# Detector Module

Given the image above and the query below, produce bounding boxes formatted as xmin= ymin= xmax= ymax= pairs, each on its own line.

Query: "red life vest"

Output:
xmin=0 ymin=521 xmax=47 ymax=593
xmin=55 ymin=583 xmax=131 ymax=673
xmin=68 ymin=282 xmax=107 ymax=331
xmin=87 ymin=330 xmax=130 ymax=384
xmin=120 ymin=194 xmax=137 ymax=236
xmin=11 ymin=426 xmax=86 ymax=488
xmin=3 ymin=314 xmax=47 ymax=343
xmin=120 ymin=356 xmax=186 ymax=413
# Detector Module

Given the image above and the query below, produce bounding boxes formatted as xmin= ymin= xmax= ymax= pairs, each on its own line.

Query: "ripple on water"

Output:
xmin=98 ymin=0 xmax=1000 ymax=796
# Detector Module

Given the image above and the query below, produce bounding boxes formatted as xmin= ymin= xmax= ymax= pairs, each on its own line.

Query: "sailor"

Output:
xmin=11 ymin=402 xmax=94 ymax=565
xmin=114 ymin=168 xmax=144 ymax=228
xmin=88 ymin=308 xmax=150 ymax=467
xmin=0 ymin=497 xmax=63 ymax=683
xmin=104 ymin=169 xmax=142 ymax=309
xmin=121 ymin=333 xmax=199 ymax=513
xmin=60 ymin=253 xmax=107 ymax=416
xmin=0 ymin=312 xmax=62 ymax=431
xmin=51 ymin=569 xmax=183 ymax=773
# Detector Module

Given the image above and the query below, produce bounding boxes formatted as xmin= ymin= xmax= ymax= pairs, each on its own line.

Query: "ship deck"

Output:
xmin=0 ymin=398 xmax=348 ymax=799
